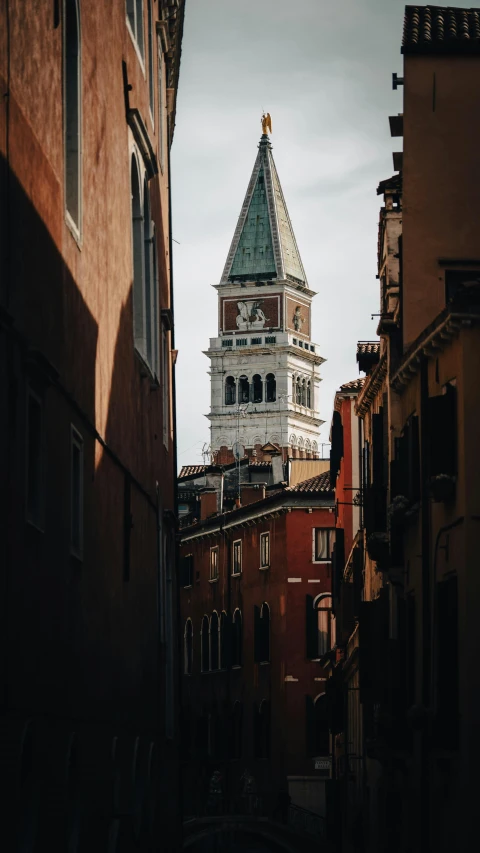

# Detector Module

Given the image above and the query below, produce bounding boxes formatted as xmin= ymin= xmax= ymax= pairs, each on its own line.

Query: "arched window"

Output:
xmin=306 ymin=694 xmax=330 ymax=757
xmin=220 ymin=611 xmax=229 ymax=670
xmin=298 ymin=436 xmax=304 ymax=452
xmin=290 ymin=434 xmax=297 ymax=449
xmin=147 ymin=0 xmax=154 ymax=116
xmin=231 ymin=701 xmax=243 ymax=760
xmin=305 ymin=438 xmax=311 ymax=455
xmin=315 ymin=594 xmax=335 ymax=657
xmin=64 ymin=0 xmax=81 ymax=230
xmin=301 ymin=379 xmax=307 ymax=406
xmin=307 ymin=381 xmax=312 ymax=409
xmin=295 ymin=377 xmax=302 ymax=405
xmin=239 ymin=375 xmax=249 ymax=404
xmin=266 ymin=373 xmax=276 ymax=403
xmin=152 ymin=228 xmax=160 ymax=377
xmin=210 ymin=612 xmax=220 ymax=671
xmin=259 ymin=700 xmax=271 ymax=759
xmin=254 ymin=603 xmax=270 ymax=663
xmin=252 ymin=374 xmax=263 ymax=403
xmin=157 ymin=28 xmax=165 ymax=173
xmin=126 ymin=0 xmax=145 ymax=60
xmin=312 ymin=440 xmax=318 ymax=457
xmin=232 ymin=609 xmax=242 ymax=667
xmin=184 ymin=619 xmax=193 ymax=675
xmin=143 ymin=182 xmax=154 ymax=367
xmin=201 ymin=615 xmax=209 ymax=672
xmin=225 ymin=376 xmax=236 ymax=406
xmin=131 ymin=156 xmax=145 ymax=355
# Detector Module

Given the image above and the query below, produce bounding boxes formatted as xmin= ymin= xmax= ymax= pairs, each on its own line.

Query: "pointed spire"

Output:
xmin=220 ymin=134 xmax=308 ymax=286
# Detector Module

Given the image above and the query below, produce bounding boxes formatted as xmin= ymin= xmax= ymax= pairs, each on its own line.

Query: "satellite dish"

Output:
xmin=232 ymin=441 xmax=245 ymax=461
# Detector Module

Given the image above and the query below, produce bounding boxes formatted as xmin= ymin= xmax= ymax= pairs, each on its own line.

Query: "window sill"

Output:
xmin=26 ymin=517 xmax=44 ymax=534
xmin=259 ymin=565 xmax=270 ymax=571
xmin=208 ymin=578 xmax=219 ymax=584
xmin=312 ymin=560 xmax=332 ymax=565
xmin=259 ymin=660 xmax=270 ymax=666
xmin=182 ymin=584 xmax=193 ymax=590
xmin=65 ymin=211 xmax=82 ymax=250
xmin=232 ymin=572 xmax=242 ymax=578
xmin=231 ymin=665 xmax=242 ymax=670
xmin=134 ymin=347 xmax=156 ymax=382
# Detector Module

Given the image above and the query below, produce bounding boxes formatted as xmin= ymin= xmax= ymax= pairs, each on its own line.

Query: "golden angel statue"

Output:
xmin=261 ymin=112 xmax=272 ymax=135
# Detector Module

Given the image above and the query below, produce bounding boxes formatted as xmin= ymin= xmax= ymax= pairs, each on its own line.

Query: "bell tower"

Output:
xmin=206 ymin=119 xmax=325 ymax=463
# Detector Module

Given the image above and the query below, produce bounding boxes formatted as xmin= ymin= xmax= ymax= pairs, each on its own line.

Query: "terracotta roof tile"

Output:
xmin=339 ymin=377 xmax=366 ymax=393
xmin=249 ymin=460 xmax=272 ymax=468
xmin=357 ymin=341 xmax=380 ymax=356
xmin=377 ymin=174 xmax=402 ymax=196
xmin=178 ymin=465 xmax=207 ymax=479
xmin=403 ymin=6 xmax=480 ymax=54
xmin=286 ymin=471 xmax=332 ymax=494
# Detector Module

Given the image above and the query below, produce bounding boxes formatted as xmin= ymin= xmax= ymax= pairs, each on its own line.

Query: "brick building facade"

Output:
xmin=0 ymin=2 xmax=184 ymax=850
xmin=178 ymin=473 xmax=336 ymax=832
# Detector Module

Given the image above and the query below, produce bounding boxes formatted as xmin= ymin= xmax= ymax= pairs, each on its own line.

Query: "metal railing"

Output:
xmin=288 ymin=803 xmax=326 ymax=839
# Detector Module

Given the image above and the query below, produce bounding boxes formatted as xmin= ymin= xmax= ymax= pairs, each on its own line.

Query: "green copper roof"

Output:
xmin=229 ymin=168 xmax=276 ymax=280
xmin=221 ymin=136 xmax=308 ymax=285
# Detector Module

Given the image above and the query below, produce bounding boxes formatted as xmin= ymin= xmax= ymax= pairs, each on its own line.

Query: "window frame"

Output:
xmin=184 ymin=618 xmax=193 ymax=675
xmin=162 ymin=322 xmax=170 ymax=447
xmin=26 ymin=386 xmax=45 ymax=531
xmin=63 ymin=0 xmax=82 ymax=241
xmin=209 ymin=546 xmax=219 ymax=582
xmin=313 ymin=527 xmax=335 ymax=563
xmin=157 ymin=31 xmax=166 ymax=174
xmin=126 ymin=0 xmax=146 ymax=68
xmin=147 ymin=0 xmax=154 ymax=122
xmin=232 ymin=539 xmax=242 ymax=576
xmin=70 ymin=425 xmax=84 ymax=560
xmin=260 ymin=532 xmax=270 ymax=570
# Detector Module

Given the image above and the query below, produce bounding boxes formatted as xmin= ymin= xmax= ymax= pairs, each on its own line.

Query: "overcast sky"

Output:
xmin=171 ymin=0 xmax=445 ymax=467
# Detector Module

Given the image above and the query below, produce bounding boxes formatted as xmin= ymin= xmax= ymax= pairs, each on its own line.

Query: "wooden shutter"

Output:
xmin=306 ymin=594 xmax=318 ymax=659
xmin=429 ymin=386 xmax=457 ymax=477
xmin=372 ymin=410 xmax=384 ymax=486
xmin=436 ymin=575 xmax=458 ymax=747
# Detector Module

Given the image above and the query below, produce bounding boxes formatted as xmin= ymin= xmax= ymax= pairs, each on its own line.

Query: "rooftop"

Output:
xmin=220 ymin=134 xmax=307 ymax=285
xmin=178 ymin=465 xmax=207 ymax=479
xmin=338 ymin=377 xmax=366 ymax=393
xmin=357 ymin=341 xmax=380 ymax=356
xmin=403 ymin=6 xmax=480 ymax=54
xmin=377 ymin=173 xmax=402 ymax=196
xmin=286 ymin=471 xmax=332 ymax=494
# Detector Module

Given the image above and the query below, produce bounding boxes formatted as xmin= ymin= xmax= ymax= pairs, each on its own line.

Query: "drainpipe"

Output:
xmin=419 ymin=354 xmax=431 ymax=853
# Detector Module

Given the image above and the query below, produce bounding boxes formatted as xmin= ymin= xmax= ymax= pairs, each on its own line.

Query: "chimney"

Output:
xmin=240 ymin=483 xmax=266 ymax=506
xmin=199 ymin=489 xmax=218 ymax=520
xmin=271 ymin=454 xmax=284 ymax=485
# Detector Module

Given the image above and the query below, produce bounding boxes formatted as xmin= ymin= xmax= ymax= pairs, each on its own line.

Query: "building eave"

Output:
xmin=355 ymin=353 xmax=388 ymax=418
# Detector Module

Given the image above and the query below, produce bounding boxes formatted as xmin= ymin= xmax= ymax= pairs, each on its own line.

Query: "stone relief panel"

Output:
xmin=221 ymin=295 xmax=281 ymax=333
xmin=286 ymin=296 xmax=310 ymax=337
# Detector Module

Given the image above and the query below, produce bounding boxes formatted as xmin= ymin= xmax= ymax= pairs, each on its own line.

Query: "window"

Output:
xmin=313 ymin=528 xmax=335 ymax=562
xmin=64 ymin=0 xmax=81 ymax=231
xmin=254 ymin=602 xmax=270 ymax=663
xmin=70 ymin=426 xmax=84 ymax=558
xmin=232 ymin=540 xmax=242 ymax=575
xmin=157 ymin=31 xmax=165 ymax=173
xmin=266 ymin=373 xmax=276 ymax=402
xmin=251 ymin=337 xmax=262 ymax=345
xmin=181 ymin=554 xmax=193 ymax=587
xmin=265 ymin=336 xmax=276 ymax=344
xmin=26 ymin=389 xmax=45 ymax=528
xmin=184 ymin=619 xmax=193 ymax=675
xmin=222 ymin=339 xmax=233 ymax=347
xmin=445 ymin=269 xmax=480 ymax=304
xmin=225 ymin=376 xmax=236 ymax=406
xmin=306 ymin=594 xmax=336 ymax=659
xmin=147 ymin=0 xmax=154 ymax=117
xmin=126 ymin=0 xmax=145 ymax=60
xmin=210 ymin=612 xmax=220 ymax=671
xmin=210 ymin=546 xmax=219 ymax=581
xmin=301 ymin=379 xmax=307 ymax=406
xmin=201 ymin=616 xmax=209 ymax=672
xmin=162 ymin=324 xmax=170 ymax=447
xmin=260 ymin=532 xmax=270 ymax=568
xmin=238 ymin=375 xmax=249 ymax=403
xmin=131 ymin=156 xmax=145 ymax=355
xmin=143 ymin=184 xmax=154 ymax=368
xmin=230 ymin=702 xmax=243 ymax=760
xmin=252 ymin=374 xmax=263 ymax=403
xmin=236 ymin=338 xmax=247 ymax=347
xmin=254 ymin=700 xmax=271 ymax=759
xmin=232 ymin=610 xmax=242 ymax=667
xmin=220 ymin=611 xmax=229 ymax=669
xmin=306 ymin=694 xmax=330 ymax=757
